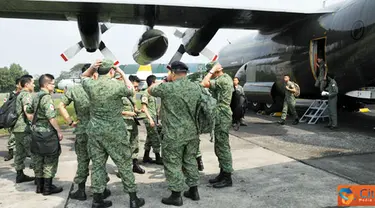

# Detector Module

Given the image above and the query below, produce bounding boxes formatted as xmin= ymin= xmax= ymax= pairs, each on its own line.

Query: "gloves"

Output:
xmin=321 ymin=91 xmax=329 ymax=96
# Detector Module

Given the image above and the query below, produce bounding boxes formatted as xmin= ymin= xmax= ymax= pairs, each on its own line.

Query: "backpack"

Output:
xmin=291 ymin=81 xmax=300 ymax=97
xmin=195 ymin=83 xmax=217 ymax=134
xmin=0 ymin=92 xmax=19 ymax=129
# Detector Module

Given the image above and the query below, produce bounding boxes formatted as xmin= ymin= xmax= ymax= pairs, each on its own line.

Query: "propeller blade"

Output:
xmin=99 ymin=41 xmax=119 ymax=66
xmin=168 ymin=44 xmax=186 ymax=64
xmin=200 ymin=47 xmax=218 ymax=61
xmin=60 ymin=41 xmax=84 ymax=61
xmin=173 ymin=29 xmax=184 ymax=38
xmin=100 ymin=23 xmax=112 ymax=34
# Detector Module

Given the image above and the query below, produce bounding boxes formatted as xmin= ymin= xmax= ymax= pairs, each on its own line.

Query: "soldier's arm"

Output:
xmin=58 ymin=89 xmax=75 ymax=126
xmin=43 ymin=96 xmax=63 ymax=139
xmin=148 ymin=82 xmax=167 ymax=98
xmin=22 ymin=94 xmax=34 ymax=122
xmin=201 ymin=63 xmax=223 ymax=88
xmin=140 ymin=95 xmax=153 ymax=122
xmin=82 ymin=59 xmax=101 ymax=78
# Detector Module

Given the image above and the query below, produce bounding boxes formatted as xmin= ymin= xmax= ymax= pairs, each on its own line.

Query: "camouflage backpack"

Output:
xmin=195 ymin=83 xmax=217 ymax=134
xmin=291 ymin=81 xmax=300 ymax=97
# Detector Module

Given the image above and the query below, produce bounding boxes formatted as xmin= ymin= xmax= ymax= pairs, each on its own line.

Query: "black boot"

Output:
xmin=4 ymin=149 xmax=13 ymax=161
xmin=129 ymin=192 xmax=145 ymax=208
xmin=142 ymin=150 xmax=153 ymax=163
xmin=208 ymin=169 xmax=224 ymax=184
xmin=43 ymin=178 xmax=63 ymax=195
xmin=292 ymin=119 xmax=299 ymax=125
xmin=161 ymin=191 xmax=183 ymax=206
xmin=70 ymin=182 xmax=87 ymax=201
xmin=16 ymin=170 xmax=35 ymax=183
xmin=277 ymin=119 xmax=285 ymax=125
xmin=103 ymin=188 xmax=111 ymax=199
xmin=183 ymin=186 xmax=200 ymax=201
xmin=196 ymin=156 xmax=204 ymax=171
xmin=92 ymin=193 xmax=112 ymax=208
xmin=35 ymin=177 xmax=44 ymax=194
xmin=213 ymin=172 xmax=233 ymax=188
xmin=132 ymin=159 xmax=145 ymax=174
xmin=154 ymin=153 xmax=163 ymax=165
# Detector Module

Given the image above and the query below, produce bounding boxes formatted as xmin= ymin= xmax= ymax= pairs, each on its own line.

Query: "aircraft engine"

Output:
xmin=133 ymin=29 xmax=168 ymax=65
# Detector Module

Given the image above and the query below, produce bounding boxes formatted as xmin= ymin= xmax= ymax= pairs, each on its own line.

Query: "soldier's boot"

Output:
xmin=208 ymin=169 xmax=224 ymax=184
xmin=92 ymin=193 xmax=112 ymax=208
xmin=183 ymin=186 xmax=200 ymax=201
xmin=129 ymin=192 xmax=145 ymax=208
xmin=4 ymin=149 xmax=13 ymax=161
xmin=35 ymin=177 xmax=44 ymax=194
xmin=43 ymin=178 xmax=63 ymax=195
xmin=142 ymin=150 xmax=153 ymax=163
xmin=69 ymin=182 xmax=87 ymax=201
xmin=161 ymin=191 xmax=183 ymax=206
xmin=103 ymin=188 xmax=111 ymax=199
xmin=292 ymin=119 xmax=299 ymax=125
xmin=213 ymin=172 xmax=233 ymax=189
xmin=240 ymin=119 xmax=247 ymax=126
xmin=16 ymin=170 xmax=35 ymax=183
xmin=132 ymin=159 xmax=145 ymax=174
xmin=196 ymin=156 xmax=204 ymax=171
xmin=277 ymin=119 xmax=285 ymax=125
xmin=154 ymin=153 xmax=163 ymax=165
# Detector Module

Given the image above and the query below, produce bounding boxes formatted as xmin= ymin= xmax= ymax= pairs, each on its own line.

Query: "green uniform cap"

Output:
xmin=205 ymin=61 xmax=219 ymax=72
xmin=97 ymin=59 xmax=115 ymax=75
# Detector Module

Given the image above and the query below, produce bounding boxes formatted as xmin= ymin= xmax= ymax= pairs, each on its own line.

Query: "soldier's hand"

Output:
xmin=212 ymin=63 xmax=223 ymax=72
xmin=150 ymin=120 xmax=155 ymax=127
xmin=129 ymin=112 xmax=137 ymax=117
xmin=71 ymin=121 xmax=78 ymax=128
xmin=58 ymin=132 xmax=63 ymax=141
xmin=92 ymin=59 xmax=102 ymax=69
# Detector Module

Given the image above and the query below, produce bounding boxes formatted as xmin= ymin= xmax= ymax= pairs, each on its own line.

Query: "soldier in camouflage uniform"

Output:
xmin=81 ymin=59 xmax=145 ymax=208
xmin=321 ymin=74 xmax=338 ymax=130
xmin=115 ymin=74 xmax=145 ymax=174
xmin=149 ymin=61 xmax=202 ymax=206
xmin=277 ymin=75 xmax=299 ymax=125
xmin=201 ymin=61 xmax=234 ymax=188
xmin=32 ymin=74 xmax=64 ymax=195
xmin=3 ymin=78 xmax=22 ymax=161
xmin=141 ymin=75 xmax=162 ymax=165
xmin=12 ymin=75 xmax=35 ymax=183
xmin=59 ymin=63 xmax=110 ymax=201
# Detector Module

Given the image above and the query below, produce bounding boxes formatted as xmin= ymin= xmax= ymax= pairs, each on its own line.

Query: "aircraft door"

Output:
xmin=309 ymin=37 xmax=327 ymax=81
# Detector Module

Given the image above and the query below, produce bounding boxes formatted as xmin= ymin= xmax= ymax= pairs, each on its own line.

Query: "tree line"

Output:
xmin=0 ymin=63 xmax=40 ymax=93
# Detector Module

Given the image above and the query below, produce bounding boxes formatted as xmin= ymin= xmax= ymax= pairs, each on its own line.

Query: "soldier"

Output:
xmin=233 ymin=77 xmax=247 ymax=126
xmin=141 ymin=75 xmax=162 ymax=165
xmin=321 ymin=74 xmax=338 ymax=130
xmin=4 ymin=78 xmax=22 ymax=161
xmin=81 ymin=59 xmax=144 ymax=208
xmin=32 ymin=74 xmax=63 ymax=195
xmin=58 ymin=63 xmax=110 ymax=201
xmin=12 ymin=75 xmax=35 ymax=183
xmin=201 ymin=61 xmax=234 ymax=189
xmin=277 ymin=74 xmax=299 ymax=125
xmin=315 ymin=57 xmax=327 ymax=92
xmin=149 ymin=61 xmax=202 ymax=206
xmin=115 ymin=73 xmax=145 ymax=174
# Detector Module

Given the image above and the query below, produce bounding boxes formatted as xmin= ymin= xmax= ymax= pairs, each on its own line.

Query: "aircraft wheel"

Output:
xmin=250 ymin=101 xmax=264 ymax=112
xmin=264 ymin=97 xmax=283 ymax=114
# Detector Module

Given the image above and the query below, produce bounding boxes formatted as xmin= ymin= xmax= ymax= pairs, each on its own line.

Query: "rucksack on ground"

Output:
xmin=291 ymin=81 xmax=300 ymax=97
xmin=195 ymin=84 xmax=217 ymax=134
xmin=0 ymin=92 xmax=19 ymax=129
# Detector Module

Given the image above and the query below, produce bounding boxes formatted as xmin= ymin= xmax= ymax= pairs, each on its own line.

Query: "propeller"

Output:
xmin=60 ymin=23 xmax=118 ymax=65
xmin=168 ymin=28 xmax=218 ymax=64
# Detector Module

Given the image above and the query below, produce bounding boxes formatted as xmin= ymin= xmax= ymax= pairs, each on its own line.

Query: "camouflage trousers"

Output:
xmin=13 ymin=132 xmax=32 ymax=171
xmin=144 ymin=121 xmax=161 ymax=154
xmin=7 ymin=131 xmax=16 ymax=150
xmin=33 ymin=152 xmax=60 ymax=178
xmin=73 ymin=133 xmax=90 ymax=184
xmin=281 ymin=98 xmax=298 ymax=120
xmin=196 ymin=149 xmax=202 ymax=158
xmin=125 ymin=119 xmax=140 ymax=159
xmin=88 ymin=132 xmax=136 ymax=194
xmin=162 ymin=137 xmax=200 ymax=192
xmin=214 ymin=109 xmax=234 ymax=173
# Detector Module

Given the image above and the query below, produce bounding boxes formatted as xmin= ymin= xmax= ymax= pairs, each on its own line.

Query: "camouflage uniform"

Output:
xmin=122 ymin=96 xmax=140 ymax=159
xmin=325 ymin=78 xmax=338 ymax=128
xmin=280 ymin=81 xmax=299 ymax=121
xmin=82 ymin=75 xmax=137 ymax=195
xmin=150 ymin=76 xmax=201 ymax=197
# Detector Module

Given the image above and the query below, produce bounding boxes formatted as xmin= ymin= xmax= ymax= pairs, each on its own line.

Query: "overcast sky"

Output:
xmin=0 ymin=0 xmax=333 ymax=77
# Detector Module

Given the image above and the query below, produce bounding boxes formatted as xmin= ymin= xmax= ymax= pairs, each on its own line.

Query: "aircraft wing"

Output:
xmin=0 ymin=0 xmax=334 ymax=32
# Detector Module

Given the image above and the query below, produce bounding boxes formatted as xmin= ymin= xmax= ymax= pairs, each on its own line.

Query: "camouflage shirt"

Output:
xmin=82 ymin=76 xmax=134 ymax=135
xmin=209 ymin=73 xmax=233 ymax=113
xmin=31 ymin=89 xmax=56 ymax=132
xmin=122 ymin=96 xmax=136 ymax=120
xmin=150 ymin=77 xmax=201 ymax=141
xmin=61 ymin=84 xmax=90 ymax=134
xmin=13 ymin=89 xmax=33 ymax=133
xmin=284 ymin=81 xmax=295 ymax=100
xmin=140 ymin=91 xmax=157 ymax=120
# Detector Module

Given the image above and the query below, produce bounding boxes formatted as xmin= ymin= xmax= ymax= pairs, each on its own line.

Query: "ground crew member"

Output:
xmin=321 ymin=74 xmax=338 ymax=130
xmin=115 ymin=73 xmax=145 ymax=174
xmin=32 ymin=74 xmax=63 ymax=195
xmin=201 ymin=61 xmax=234 ymax=189
xmin=81 ymin=59 xmax=145 ymax=208
xmin=149 ymin=61 xmax=202 ymax=206
xmin=12 ymin=75 xmax=35 ymax=183
xmin=315 ymin=57 xmax=327 ymax=92
xmin=141 ymin=75 xmax=162 ymax=165
xmin=4 ymin=78 xmax=22 ymax=161
xmin=233 ymin=77 xmax=247 ymax=126
xmin=278 ymin=74 xmax=299 ymax=125
xmin=58 ymin=63 xmax=111 ymax=201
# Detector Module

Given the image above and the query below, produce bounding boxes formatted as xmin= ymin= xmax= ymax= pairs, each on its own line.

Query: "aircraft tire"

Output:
xmin=264 ymin=96 xmax=283 ymax=115
xmin=250 ymin=101 xmax=264 ymax=112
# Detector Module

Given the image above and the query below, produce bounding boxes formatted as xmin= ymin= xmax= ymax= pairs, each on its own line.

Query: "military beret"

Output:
xmin=167 ymin=61 xmax=189 ymax=72
xmin=97 ymin=59 xmax=115 ymax=75
xmin=205 ymin=61 xmax=219 ymax=72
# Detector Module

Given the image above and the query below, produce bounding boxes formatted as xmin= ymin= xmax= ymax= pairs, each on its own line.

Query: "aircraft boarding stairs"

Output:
xmin=299 ymin=99 xmax=329 ymax=124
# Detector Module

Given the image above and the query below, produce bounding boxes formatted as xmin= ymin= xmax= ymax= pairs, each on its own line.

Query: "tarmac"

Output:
xmin=1 ymin=108 xmax=375 ymax=208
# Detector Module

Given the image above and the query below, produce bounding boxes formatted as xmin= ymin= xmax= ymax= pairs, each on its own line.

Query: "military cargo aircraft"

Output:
xmin=1 ymin=0 xmax=374 ymax=113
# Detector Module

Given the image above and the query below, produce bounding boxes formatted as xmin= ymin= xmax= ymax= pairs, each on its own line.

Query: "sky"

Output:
xmin=0 ymin=0 xmax=333 ymax=77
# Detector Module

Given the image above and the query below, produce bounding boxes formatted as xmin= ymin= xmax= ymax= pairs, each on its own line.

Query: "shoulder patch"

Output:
xmin=141 ymin=96 xmax=148 ymax=102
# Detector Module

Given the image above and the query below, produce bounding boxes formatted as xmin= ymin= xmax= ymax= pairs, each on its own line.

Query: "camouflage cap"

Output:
xmin=114 ymin=72 xmax=121 ymax=79
xmin=97 ymin=59 xmax=115 ymax=75
xmin=205 ymin=61 xmax=219 ymax=72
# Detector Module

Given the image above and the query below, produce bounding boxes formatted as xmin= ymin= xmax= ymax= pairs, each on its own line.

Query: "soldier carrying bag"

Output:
xmin=30 ymin=94 xmax=61 ymax=156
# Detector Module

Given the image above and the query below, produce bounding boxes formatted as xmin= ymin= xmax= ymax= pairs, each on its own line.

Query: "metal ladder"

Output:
xmin=299 ymin=100 xmax=329 ymax=124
